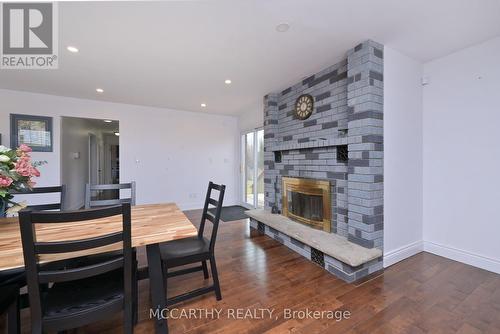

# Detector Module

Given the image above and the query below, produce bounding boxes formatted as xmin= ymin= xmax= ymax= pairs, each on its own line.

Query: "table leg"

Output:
xmin=146 ymin=243 xmax=168 ymax=334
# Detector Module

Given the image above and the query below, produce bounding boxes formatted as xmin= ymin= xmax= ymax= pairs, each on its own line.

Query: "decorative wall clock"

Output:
xmin=294 ymin=94 xmax=314 ymax=120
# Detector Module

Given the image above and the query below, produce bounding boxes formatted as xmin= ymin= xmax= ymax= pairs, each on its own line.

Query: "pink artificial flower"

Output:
xmin=18 ymin=144 xmax=32 ymax=153
xmin=27 ymin=180 xmax=36 ymax=188
xmin=13 ymin=151 xmax=41 ymax=180
xmin=0 ymin=175 xmax=13 ymax=188
xmin=15 ymin=157 xmax=32 ymax=177
xmin=31 ymin=167 xmax=40 ymax=177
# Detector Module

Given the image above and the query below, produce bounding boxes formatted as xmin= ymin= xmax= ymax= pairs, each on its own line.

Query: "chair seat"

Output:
xmin=43 ymin=269 xmax=124 ymax=321
xmin=0 ymin=284 xmax=18 ymax=314
xmin=160 ymin=236 xmax=210 ymax=264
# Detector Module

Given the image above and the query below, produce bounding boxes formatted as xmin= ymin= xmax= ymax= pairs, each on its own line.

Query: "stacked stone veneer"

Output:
xmin=260 ymin=40 xmax=384 ymax=282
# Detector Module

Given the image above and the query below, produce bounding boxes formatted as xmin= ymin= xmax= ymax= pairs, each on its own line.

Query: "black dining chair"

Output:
xmin=85 ymin=182 xmax=136 ymax=209
xmin=19 ymin=204 xmax=135 ymax=334
xmin=10 ymin=185 xmax=66 ymax=211
xmin=159 ymin=181 xmax=225 ymax=305
xmin=1 ymin=186 xmax=67 ymax=291
xmin=82 ymin=181 xmax=139 ymax=323
xmin=0 ymin=285 xmax=20 ymax=334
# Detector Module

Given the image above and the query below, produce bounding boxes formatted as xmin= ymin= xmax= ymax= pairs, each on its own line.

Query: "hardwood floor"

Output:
xmin=7 ymin=209 xmax=500 ymax=333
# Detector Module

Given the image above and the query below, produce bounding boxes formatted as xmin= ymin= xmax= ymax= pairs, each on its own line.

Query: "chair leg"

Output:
xmin=123 ymin=250 xmax=134 ymax=334
xmin=7 ymin=296 xmax=20 ymax=334
xmin=133 ymin=270 xmax=139 ymax=325
xmin=124 ymin=302 xmax=134 ymax=334
xmin=162 ymin=262 xmax=168 ymax=279
xmin=202 ymin=261 xmax=209 ymax=279
xmin=162 ymin=263 xmax=169 ymax=296
xmin=209 ymin=256 xmax=222 ymax=301
xmin=132 ymin=253 xmax=139 ymax=325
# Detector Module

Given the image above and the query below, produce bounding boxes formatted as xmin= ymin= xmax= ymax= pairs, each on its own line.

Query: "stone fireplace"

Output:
xmin=282 ymin=177 xmax=331 ymax=232
xmin=247 ymin=40 xmax=384 ymax=283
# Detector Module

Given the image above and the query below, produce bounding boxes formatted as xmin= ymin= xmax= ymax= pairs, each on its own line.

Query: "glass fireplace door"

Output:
xmin=282 ymin=177 xmax=331 ymax=232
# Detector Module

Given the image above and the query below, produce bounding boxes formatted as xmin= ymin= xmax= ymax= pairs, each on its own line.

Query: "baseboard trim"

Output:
xmin=383 ymin=240 xmax=424 ymax=268
xmin=423 ymin=241 xmax=500 ymax=274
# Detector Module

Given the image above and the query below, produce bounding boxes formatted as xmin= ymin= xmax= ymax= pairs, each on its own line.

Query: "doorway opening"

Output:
xmin=61 ymin=117 xmax=119 ymax=210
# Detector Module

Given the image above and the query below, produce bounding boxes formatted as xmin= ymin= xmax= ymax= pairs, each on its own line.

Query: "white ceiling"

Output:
xmin=1 ymin=0 xmax=499 ymax=116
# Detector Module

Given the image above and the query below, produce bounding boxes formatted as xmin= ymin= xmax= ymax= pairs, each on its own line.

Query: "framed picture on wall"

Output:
xmin=10 ymin=114 xmax=53 ymax=152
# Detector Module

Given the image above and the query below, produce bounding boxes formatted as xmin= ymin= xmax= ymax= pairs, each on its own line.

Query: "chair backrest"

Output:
xmin=198 ymin=181 xmax=226 ymax=252
xmin=85 ymin=181 xmax=136 ymax=209
xmin=19 ymin=204 xmax=132 ymax=328
xmin=10 ymin=185 xmax=66 ymax=211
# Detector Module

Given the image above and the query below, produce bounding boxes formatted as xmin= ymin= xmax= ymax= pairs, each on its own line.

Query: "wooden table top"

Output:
xmin=0 ymin=203 xmax=198 ymax=271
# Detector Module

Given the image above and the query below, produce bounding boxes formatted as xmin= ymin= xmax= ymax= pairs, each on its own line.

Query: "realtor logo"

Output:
xmin=1 ymin=2 xmax=58 ymax=69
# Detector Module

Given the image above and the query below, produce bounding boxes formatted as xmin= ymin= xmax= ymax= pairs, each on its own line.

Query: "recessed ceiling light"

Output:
xmin=224 ymin=79 xmax=232 ymax=85
xmin=276 ymin=23 xmax=290 ymax=32
xmin=96 ymin=88 xmax=104 ymax=93
xmin=114 ymin=132 xmax=120 ymax=136
xmin=66 ymin=46 xmax=79 ymax=53
xmin=104 ymin=119 xmax=112 ymax=123
xmin=201 ymin=103 xmax=207 ymax=108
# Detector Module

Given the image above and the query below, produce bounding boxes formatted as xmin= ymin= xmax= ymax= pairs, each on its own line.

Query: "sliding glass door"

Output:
xmin=244 ymin=131 xmax=255 ymax=206
xmin=242 ymin=129 xmax=264 ymax=208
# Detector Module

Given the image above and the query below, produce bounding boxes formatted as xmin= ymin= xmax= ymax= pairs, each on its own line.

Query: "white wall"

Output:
xmin=423 ymin=37 xmax=500 ymax=274
xmin=0 ymin=89 xmax=240 ymax=210
xmin=239 ymin=108 xmax=263 ymax=132
xmin=383 ymin=47 xmax=424 ymax=267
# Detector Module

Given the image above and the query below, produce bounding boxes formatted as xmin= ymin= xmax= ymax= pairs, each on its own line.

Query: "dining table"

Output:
xmin=0 ymin=202 xmax=198 ymax=334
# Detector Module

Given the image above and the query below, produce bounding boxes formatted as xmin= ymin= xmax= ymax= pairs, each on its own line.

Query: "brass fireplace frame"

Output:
xmin=282 ymin=177 xmax=331 ymax=232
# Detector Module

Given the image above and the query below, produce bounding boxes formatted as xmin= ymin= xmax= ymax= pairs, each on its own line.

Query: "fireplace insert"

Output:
xmin=282 ymin=177 xmax=331 ymax=232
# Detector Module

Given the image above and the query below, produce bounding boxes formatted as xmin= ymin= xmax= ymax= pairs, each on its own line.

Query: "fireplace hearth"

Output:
xmin=282 ymin=177 xmax=331 ymax=232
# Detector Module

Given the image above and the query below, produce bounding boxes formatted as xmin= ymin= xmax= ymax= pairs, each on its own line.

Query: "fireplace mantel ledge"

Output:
xmin=245 ymin=209 xmax=382 ymax=267
xmin=270 ymin=137 xmax=348 ymax=152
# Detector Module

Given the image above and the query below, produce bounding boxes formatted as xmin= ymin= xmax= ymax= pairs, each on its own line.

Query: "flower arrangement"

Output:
xmin=0 ymin=144 xmax=44 ymax=216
